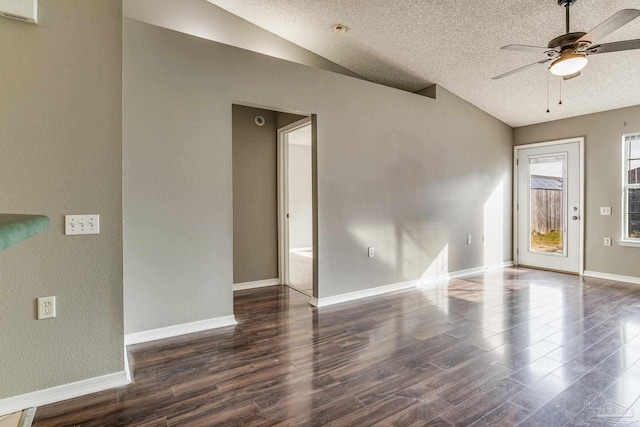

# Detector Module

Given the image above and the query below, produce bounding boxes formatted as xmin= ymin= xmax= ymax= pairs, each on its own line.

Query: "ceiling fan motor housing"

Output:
xmin=548 ymin=32 xmax=587 ymax=50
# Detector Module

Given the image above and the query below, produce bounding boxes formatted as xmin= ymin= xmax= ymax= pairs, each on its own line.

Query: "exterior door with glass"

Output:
xmin=516 ymin=140 xmax=582 ymax=273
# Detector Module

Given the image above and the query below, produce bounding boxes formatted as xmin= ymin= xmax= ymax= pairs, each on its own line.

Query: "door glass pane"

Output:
xmin=529 ymin=155 xmax=565 ymax=254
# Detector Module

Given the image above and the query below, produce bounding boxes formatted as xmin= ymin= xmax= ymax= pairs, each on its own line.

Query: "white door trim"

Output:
xmin=277 ymin=117 xmax=312 ymax=287
xmin=513 ymin=137 xmax=585 ymax=274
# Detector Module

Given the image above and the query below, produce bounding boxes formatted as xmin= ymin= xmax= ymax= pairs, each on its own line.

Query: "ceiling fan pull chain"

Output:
xmin=546 ymin=72 xmax=550 ymax=113
xmin=559 ymin=77 xmax=563 ymax=105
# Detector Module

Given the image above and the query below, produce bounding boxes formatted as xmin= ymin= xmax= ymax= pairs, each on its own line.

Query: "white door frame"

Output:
xmin=513 ymin=137 xmax=585 ymax=274
xmin=277 ymin=117 xmax=313 ymax=287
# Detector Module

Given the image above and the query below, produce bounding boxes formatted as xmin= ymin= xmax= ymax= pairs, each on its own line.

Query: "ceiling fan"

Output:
xmin=493 ymin=0 xmax=640 ymax=80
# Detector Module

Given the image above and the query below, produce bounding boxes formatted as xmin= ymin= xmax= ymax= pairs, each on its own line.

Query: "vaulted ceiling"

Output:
xmin=208 ymin=0 xmax=640 ymax=127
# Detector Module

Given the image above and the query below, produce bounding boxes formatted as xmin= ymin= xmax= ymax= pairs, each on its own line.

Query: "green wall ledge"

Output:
xmin=0 ymin=214 xmax=50 ymax=251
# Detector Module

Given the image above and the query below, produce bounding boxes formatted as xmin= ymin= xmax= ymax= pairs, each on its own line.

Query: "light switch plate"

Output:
xmin=65 ymin=215 xmax=100 ymax=235
xmin=600 ymin=207 xmax=612 ymax=215
xmin=0 ymin=0 xmax=38 ymax=24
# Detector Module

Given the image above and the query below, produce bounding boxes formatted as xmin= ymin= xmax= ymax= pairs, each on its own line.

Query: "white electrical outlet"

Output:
xmin=65 ymin=214 xmax=100 ymax=235
xmin=600 ymin=207 xmax=612 ymax=215
xmin=467 ymin=235 xmax=472 ymax=245
xmin=37 ymin=296 xmax=56 ymax=319
xmin=604 ymin=237 xmax=612 ymax=246
xmin=368 ymin=246 xmax=375 ymax=258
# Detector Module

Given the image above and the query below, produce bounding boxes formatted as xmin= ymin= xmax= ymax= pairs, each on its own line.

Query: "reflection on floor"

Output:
xmin=32 ymin=268 xmax=640 ymax=426
xmin=288 ymin=249 xmax=312 ymax=295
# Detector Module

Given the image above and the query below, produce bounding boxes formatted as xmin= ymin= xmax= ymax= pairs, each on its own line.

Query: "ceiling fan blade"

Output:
xmin=588 ymin=39 xmax=640 ymax=54
xmin=501 ymin=44 xmax=553 ymax=54
xmin=563 ymin=71 xmax=581 ymax=81
xmin=492 ymin=59 xmax=552 ymax=80
xmin=577 ymin=9 xmax=640 ymax=44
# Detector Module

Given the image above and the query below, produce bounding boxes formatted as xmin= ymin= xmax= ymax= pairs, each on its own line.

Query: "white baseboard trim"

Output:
xmin=310 ymin=279 xmax=418 ymax=308
xmin=0 ymin=370 xmax=129 ymax=417
xmin=233 ymin=278 xmax=280 ymax=291
xmin=419 ymin=261 xmax=514 ymax=285
xmin=124 ymin=315 xmax=237 ymax=345
xmin=310 ymin=261 xmax=513 ymax=308
xmin=583 ymin=270 xmax=640 ymax=285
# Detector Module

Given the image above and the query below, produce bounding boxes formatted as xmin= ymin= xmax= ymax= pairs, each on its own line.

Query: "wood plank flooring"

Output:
xmin=32 ymin=268 xmax=640 ymax=426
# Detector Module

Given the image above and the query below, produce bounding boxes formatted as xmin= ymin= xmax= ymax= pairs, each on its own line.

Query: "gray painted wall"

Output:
xmin=0 ymin=1 xmax=123 ymax=398
xmin=123 ymin=18 xmax=512 ymax=334
xmin=123 ymin=0 xmax=363 ymax=80
xmin=514 ymin=105 xmax=640 ymax=278
xmin=288 ymin=142 xmax=313 ymax=250
xmin=232 ymin=105 xmax=278 ymax=284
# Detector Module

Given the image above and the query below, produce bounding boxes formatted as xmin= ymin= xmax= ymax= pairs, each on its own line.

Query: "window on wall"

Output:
xmin=624 ymin=133 xmax=640 ymax=241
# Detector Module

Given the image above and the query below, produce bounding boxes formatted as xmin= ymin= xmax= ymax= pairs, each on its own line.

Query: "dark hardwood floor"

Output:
xmin=33 ymin=268 xmax=640 ymax=426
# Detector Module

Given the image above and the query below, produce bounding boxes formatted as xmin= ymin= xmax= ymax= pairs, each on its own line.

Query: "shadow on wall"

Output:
xmin=349 ymin=174 xmax=511 ymax=290
xmin=336 ymin=118 xmax=510 ymax=289
xmin=325 ymin=31 xmax=433 ymax=92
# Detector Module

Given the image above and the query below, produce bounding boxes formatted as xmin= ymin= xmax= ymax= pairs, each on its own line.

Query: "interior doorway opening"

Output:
xmin=231 ymin=104 xmax=317 ymax=300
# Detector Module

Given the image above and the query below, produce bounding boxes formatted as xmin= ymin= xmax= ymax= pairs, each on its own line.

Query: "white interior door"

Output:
xmin=278 ymin=118 xmax=313 ymax=295
xmin=516 ymin=140 xmax=582 ymax=273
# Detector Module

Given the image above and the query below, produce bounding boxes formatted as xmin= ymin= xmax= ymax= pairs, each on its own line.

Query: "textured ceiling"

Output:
xmin=207 ymin=0 xmax=640 ymax=127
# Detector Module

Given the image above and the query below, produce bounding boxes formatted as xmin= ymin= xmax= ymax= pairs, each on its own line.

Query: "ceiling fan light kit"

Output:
xmin=493 ymin=0 xmax=640 ymax=81
xmin=549 ymin=51 xmax=588 ymax=76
